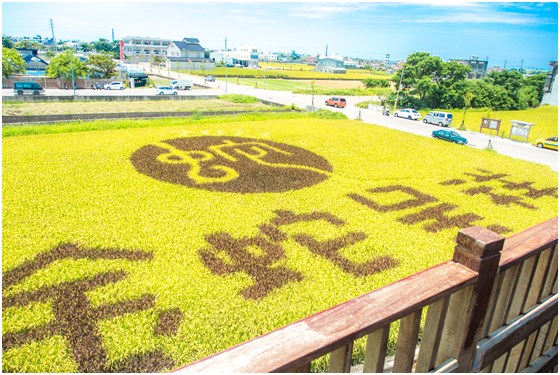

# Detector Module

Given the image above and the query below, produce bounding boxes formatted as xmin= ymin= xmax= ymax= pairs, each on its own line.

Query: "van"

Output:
xmin=423 ymin=111 xmax=453 ymax=127
xmin=170 ymin=79 xmax=193 ymax=90
xmin=13 ymin=81 xmax=45 ymax=96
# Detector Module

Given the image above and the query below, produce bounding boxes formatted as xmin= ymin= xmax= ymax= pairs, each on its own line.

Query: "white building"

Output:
xmin=121 ymin=36 xmax=171 ymax=63
xmin=542 ymin=61 xmax=558 ymax=106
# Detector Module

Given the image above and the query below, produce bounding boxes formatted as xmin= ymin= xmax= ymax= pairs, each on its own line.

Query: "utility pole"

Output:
xmin=49 ymin=19 xmax=56 ymax=51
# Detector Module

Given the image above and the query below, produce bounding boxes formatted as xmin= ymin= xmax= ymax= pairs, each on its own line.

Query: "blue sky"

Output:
xmin=2 ymin=1 xmax=558 ymax=69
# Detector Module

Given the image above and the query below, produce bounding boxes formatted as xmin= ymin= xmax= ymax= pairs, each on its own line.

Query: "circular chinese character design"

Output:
xmin=130 ymin=136 xmax=333 ymax=193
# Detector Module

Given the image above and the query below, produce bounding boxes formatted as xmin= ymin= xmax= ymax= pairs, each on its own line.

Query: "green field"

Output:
xmin=183 ymin=65 xmax=391 ymax=80
xmin=2 ymin=113 xmax=557 ymax=372
xmin=2 ymin=97 xmax=280 ymax=116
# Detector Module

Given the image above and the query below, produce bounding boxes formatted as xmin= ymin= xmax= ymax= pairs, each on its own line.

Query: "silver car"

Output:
xmin=423 ymin=111 xmax=453 ymax=127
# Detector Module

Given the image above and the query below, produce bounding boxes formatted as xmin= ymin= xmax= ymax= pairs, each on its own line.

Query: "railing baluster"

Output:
xmin=363 ymin=325 xmax=390 ymax=373
xmin=393 ymin=310 xmax=422 ymax=373
xmin=416 ymin=297 xmax=449 ymax=372
xmin=328 ymin=343 xmax=354 ymax=373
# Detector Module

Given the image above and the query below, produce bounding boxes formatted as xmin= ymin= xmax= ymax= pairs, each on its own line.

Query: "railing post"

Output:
xmin=450 ymin=226 xmax=505 ymax=372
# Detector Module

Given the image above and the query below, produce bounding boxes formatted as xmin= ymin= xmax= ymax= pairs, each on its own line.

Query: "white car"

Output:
xmin=394 ymin=108 xmax=421 ymax=120
xmin=104 ymin=81 xmax=125 ymax=90
xmin=156 ymin=86 xmax=178 ymax=95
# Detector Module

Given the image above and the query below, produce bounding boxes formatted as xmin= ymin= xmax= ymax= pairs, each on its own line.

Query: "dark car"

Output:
xmin=432 ymin=129 xmax=467 ymax=145
xmin=325 ymin=97 xmax=347 ymax=108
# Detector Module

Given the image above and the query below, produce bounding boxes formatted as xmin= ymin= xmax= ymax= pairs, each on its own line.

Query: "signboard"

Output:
xmin=509 ymin=120 xmax=535 ymax=143
xmin=480 ymin=118 xmax=501 ymax=135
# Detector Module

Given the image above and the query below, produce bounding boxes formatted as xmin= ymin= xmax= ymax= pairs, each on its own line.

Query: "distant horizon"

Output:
xmin=2 ymin=1 xmax=558 ymax=70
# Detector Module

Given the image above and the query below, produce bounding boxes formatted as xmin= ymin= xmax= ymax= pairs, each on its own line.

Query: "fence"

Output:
xmin=175 ymin=218 xmax=558 ymax=373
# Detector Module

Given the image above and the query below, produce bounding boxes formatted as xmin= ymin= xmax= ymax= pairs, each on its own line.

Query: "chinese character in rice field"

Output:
xmin=2 ymin=243 xmax=182 ymax=373
xmin=441 ymin=168 xmax=557 ymax=205
xmin=130 ymin=136 xmax=333 ymax=193
xmin=348 ymin=185 xmax=486 ymax=233
xmin=199 ymin=210 xmax=399 ymax=300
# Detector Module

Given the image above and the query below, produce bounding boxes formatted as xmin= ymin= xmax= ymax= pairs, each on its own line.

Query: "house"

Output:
xmin=316 ymin=55 xmax=346 ymax=74
xmin=166 ymin=38 xmax=214 ymax=70
xmin=16 ymin=48 xmax=49 ymax=76
xmin=121 ymin=36 xmax=171 ymax=63
xmin=449 ymin=56 xmax=488 ymax=79
xmin=541 ymin=60 xmax=558 ymax=106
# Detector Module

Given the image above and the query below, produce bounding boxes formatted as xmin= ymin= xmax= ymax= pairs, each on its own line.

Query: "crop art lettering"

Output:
xmin=199 ymin=210 xmax=398 ymax=300
xmin=131 ymin=137 xmax=333 ymax=193
xmin=2 ymin=244 xmax=182 ymax=373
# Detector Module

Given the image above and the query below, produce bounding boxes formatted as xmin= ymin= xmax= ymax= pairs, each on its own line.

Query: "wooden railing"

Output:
xmin=175 ymin=218 xmax=558 ymax=373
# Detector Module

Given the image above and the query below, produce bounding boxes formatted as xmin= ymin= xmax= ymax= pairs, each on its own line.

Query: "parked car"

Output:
xmin=205 ymin=76 xmax=216 ymax=82
xmin=104 ymin=81 xmax=125 ymax=90
xmin=533 ymin=136 xmax=558 ymax=151
xmin=423 ymin=111 xmax=453 ymax=127
xmin=325 ymin=97 xmax=347 ymax=108
xmin=432 ymin=129 xmax=468 ymax=145
xmin=156 ymin=86 xmax=178 ymax=95
xmin=13 ymin=81 xmax=44 ymax=96
xmin=394 ymin=108 xmax=421 ymax=120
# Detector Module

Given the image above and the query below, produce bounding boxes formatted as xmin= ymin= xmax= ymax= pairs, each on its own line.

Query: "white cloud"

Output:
xmin=413 ymin=11 xmax=550 ymax=25
xmin=289 ymin=3 xmax=372 ymax=19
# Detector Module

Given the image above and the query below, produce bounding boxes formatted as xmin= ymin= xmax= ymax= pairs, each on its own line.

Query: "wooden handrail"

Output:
xmin=174 ymin=218 xmax=558 ymax=373
xmin=176 ymin=261 xmax=478 ymax=373
xmin=499 ymin=218 xmax=558 ymax=270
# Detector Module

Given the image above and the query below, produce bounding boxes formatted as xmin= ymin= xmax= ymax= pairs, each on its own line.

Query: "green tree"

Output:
xmin=3 ymin=36 xmax=14 ymax=48
xmin=391 ymin=52 xmax=470 ymax=109
xmin=92 ymin=39 xmax=119 ymax=58
xmin=2 ymin=47 xmax=26 ymax=78
xmin=45 ymin=50 xmax=87 ymax=79
xmin=86 ymin=52 xmax=117 ymax=78
xmin=14 ymin=40 xmax=32 ymax=49
xmin=80 ymin=42 xmax=93 ymax=52
xmin=362 ymin=78 xmax=390 ymax=88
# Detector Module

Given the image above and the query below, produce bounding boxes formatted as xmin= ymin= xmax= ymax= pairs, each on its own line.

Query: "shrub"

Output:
xmin=219 ymin=94 xmax=260 ymax=104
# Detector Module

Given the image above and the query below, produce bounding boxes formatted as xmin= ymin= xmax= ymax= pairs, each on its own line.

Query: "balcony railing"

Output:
xmin=175 ymin=218 xmax=558 ymax=373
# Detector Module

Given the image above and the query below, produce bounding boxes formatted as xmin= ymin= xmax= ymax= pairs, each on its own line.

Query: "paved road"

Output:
xmin=3 ymin=75 xmax=558 ymax=171
xmin=199 ymin=77 xmax=559 ymax=172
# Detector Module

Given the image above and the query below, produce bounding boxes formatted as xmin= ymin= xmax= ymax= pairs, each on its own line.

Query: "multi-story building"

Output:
xmin=166 ymin=38 xmax=214 ymax=70
xmin=121 ymin=36 xmax=171 ymax=63
xmin=316 ymin=55 xmax=346 ymax=74
xmin=542 ymin=61 xmax=558 ymax=106
xmin=449 ymin=56 xmax=489 ymax=79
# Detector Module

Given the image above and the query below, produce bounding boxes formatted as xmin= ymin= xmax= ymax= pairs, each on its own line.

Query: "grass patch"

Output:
xmin=218 ymin=94 xmax=260 ymax=104
xmin=3 ymin=114 xmax=557 ymax=372
xmin=422 ymin=106 xmax=558 ymax=142
xmin=2 ymin=98 xmax=276 ymax=117
xmin=183 ymin=66 xmax=392 ymax=80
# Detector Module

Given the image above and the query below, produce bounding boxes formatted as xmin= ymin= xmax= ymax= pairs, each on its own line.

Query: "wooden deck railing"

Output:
xmin=175 ymin=218 xmax=558 ymax=373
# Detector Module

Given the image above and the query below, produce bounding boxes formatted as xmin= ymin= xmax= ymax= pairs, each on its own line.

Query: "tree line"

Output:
xmin=387 ymin=52 xmax=547 ymax=111
xmin=2 ymin=48 xmax=117 ymax=79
